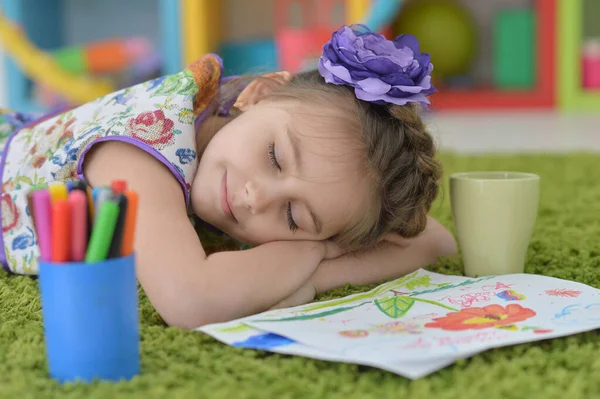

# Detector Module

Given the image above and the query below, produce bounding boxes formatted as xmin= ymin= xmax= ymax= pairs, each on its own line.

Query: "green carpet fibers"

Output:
xmin=1 ymin=153 xmax=599 ymax=399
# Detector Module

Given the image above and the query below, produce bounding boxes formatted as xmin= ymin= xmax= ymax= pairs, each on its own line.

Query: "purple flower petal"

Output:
xmin=380 ymin=73 xmax=414 ymax=86
xmin=318 ymin=24 xmax=435 ymax=106
xmin=392 ymin=84 xmax=423 ymax=94
xmin=349 ymin=69 xmax=376 ymax=80
xmin=393 ymin=34 xmax=421 ymax=55
xmin=363 ymin=58 xmax=400 ymax=75
xmin=323 ymin=43 xmax=339 ymax=64
xmin=320 ymin=59 xmax=353 ymax=83
xmin=356 ymin=88 xmax=430 ymax=105
xmin=356 ymin=77 xmax=391 ymax=95
xmin=338 ymin=48 xmax=366 ymax=70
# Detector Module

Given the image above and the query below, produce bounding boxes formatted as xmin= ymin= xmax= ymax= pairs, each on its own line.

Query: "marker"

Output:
xmin=85 ymin=200 xmax=119 ymax=263
xmin=68 ymin=190 xmax=88 ymax=262
xmin=94 ymin=187 xmax=113 ymax=222
xmin=48 ymin=182 xmax=68 ymax=204
xmin=32 ymin=190 xmax=52 ymax=262
xmin=26 ymin=184 xmax=47 ymax=225
xmin=111 ymin=180 xmax=127 ymax=194
xmin=51 ymin=199 xmax=71 ymax=263
xmin=121 ymin=190 xmax=138 ymax=256
xmin=92 ymin=187 xmax=101 ymax=203
xmin=86 ymin=186 xmax=95 ymax=223
xmin=70 ymin=180 xmax=88 ymax=193
xmin=107 ymin=194 xmax=128 ymax=258
xmin=69 ymin=180 xmax=92 ymax=241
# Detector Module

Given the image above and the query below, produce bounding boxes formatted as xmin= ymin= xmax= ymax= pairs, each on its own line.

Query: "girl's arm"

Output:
xmin=84 ymin=142 xmax=328 ymax=328
xmin=312 ymin=217 xmax=457 ymax=294
xmin=269 ymin=217 xmax=457 ymax=309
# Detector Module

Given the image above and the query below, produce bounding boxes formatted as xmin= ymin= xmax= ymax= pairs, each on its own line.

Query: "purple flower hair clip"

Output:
xmin=318 ymin=24 xmax=436 ymax=106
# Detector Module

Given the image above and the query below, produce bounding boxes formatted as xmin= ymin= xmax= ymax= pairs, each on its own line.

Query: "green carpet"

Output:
xmin=1 ymin=153 xmax=599 ymax=399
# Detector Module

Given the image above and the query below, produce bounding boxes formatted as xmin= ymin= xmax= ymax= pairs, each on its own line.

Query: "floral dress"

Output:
xmin=0 ymin=54 xmax=229 ymax=275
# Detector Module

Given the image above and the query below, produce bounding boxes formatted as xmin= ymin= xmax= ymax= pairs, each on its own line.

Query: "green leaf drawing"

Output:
xmin=253 ymin=302 xmax=370 ymax=322
xmin=409 ymin=275 xmax=495 ymax=297
xmin=215 ymin=323 xmax=254 ymax=334
xmin=412 ymin=297 xmax=459 ymax=312
xmin=374 ymin=296 xmax=415 ymax=318
xmin=287 ymin=271 xmax=424 ymax=314
xmin=405 ymin=275 xmax=433 ymax=291
xmin=374 ymin=296 xmax=459 ymax=319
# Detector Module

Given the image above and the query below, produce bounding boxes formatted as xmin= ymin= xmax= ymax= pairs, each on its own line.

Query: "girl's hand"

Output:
xmin=323 ymin=240 xmax=349 ymax=260
xmin=269 ymin=281 xmax=316 ymax=310
xmin=382 ymin=233 xmax=411 ymax=248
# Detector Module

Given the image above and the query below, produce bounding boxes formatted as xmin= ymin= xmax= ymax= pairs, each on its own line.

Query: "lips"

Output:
xmin=221 ymin=171 xmax=236 ymax=221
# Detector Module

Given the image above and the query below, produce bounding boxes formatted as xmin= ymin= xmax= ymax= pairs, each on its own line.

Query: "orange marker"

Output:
xmin=121 ymin=190 xmax=138 ymax=256
xmin=86 ymin=186 xmax=95 ymax=221
xmin=51 ymin=199 xmax=71 ymax=263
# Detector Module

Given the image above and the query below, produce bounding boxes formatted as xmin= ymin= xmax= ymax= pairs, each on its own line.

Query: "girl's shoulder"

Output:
xmin=0 ymin=54 xmax=228 ymax=275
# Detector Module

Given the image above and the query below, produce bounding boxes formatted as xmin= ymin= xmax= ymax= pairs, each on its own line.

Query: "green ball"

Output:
xmin=394 ymin=0 xmax=477 ymax=79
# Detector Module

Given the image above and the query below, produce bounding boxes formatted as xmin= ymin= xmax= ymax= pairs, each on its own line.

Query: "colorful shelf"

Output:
xmin=430 ymin=0 xmax=556 ymax=110
xmin=1 ymin=0 xmax=182 ymax=113
xmin=558 ymin=0 xmax=600 ymax=110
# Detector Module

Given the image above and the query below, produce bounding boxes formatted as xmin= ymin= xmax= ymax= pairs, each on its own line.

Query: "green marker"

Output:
xmin=85 ymin=200 xmax=120 ymax=263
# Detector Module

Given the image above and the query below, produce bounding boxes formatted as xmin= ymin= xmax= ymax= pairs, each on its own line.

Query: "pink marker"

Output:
xmin=32 ymin=190 xmax=52 ymax=262
xmin=68 ymin=190 xmax=88 ymax=262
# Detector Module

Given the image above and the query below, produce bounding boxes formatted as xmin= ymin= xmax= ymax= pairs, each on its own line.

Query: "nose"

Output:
xmin=244 ymin=180 xmax=276 ymax=214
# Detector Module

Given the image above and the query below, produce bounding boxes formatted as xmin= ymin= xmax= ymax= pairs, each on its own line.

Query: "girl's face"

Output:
xmin=191 ymin=100 xmax=371 ymax=246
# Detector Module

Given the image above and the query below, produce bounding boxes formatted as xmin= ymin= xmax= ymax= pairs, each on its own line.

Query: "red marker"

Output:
xmin=111 ymin=180 xmax=127 ymax=194
xmin=51 ymin=199 xmax=71 ymax=263
xmin=68 ymin=190 xmax=88 ymax=262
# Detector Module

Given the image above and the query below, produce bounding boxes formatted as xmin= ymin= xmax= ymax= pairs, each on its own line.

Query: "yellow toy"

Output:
xmin=0 ymin=12 xmax=115 ymax=105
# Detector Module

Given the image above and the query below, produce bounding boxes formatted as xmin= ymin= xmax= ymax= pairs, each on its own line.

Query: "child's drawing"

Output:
xmin=424 ymin=304 xmax=536 ymax=331
xmin=199 ymin=269 xmax=600 ymax=380
xmin=496 ymin=290 xmax=526 ymax=301
xmin=440 ymin=292 xmax=493 ymax=307
xmin=545 ymin=289 xmax=582 ymax=298
xmin=552 ymin=303 xmax=600 ymax=325
xmin=338 ymin=321 xmax=423 ymax=338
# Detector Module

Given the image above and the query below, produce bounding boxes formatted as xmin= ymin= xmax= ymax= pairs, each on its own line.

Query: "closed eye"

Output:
xmin=287 ymin=202 xmax=298 ymax=233
xmin=268 ymin=141 xmax=281 ymax=171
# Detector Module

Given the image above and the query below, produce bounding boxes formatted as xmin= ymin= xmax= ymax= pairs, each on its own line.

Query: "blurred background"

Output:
xmin=0 ymin=0 xmax=599 ymax=153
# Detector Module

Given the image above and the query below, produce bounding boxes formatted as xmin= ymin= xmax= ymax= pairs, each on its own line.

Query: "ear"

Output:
xmin=233 ymin=71 xmax=292 ymax=112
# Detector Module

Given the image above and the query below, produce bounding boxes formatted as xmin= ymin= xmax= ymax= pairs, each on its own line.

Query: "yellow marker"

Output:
xmin=48 ymin=182 xmax=68 ymax=204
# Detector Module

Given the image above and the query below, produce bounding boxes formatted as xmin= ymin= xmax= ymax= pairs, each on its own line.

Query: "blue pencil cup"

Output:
xmin=38 ymin=255 xmax=140 ymax=383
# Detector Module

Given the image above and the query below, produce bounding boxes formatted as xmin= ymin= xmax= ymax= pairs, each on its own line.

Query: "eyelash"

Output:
xmin=268 ymin=141 xmax=298 ymax=233
xmin=287 ymin=202 xmax=298 ymax=233
xmin=268 ymin=141 xmax=281 ymax=170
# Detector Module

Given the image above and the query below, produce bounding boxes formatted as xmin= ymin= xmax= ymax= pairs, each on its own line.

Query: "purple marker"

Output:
xmin=32 ymin=190 xmax=52 ymax=262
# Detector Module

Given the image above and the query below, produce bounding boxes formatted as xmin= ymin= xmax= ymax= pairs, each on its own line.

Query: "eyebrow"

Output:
xmin=284 ymin=126 xmax=322 ymax=235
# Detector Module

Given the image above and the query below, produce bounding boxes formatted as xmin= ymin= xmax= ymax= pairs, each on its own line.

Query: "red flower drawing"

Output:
xmin=1 ymin=193 xmax=20 ymax=232
xmin=544 ymin=289 xmax=582 ymax=298
xmin=126 ymin=110 xmax=175 ymax=150
xmin=425 ymin=304 xmax=536 ymax=331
